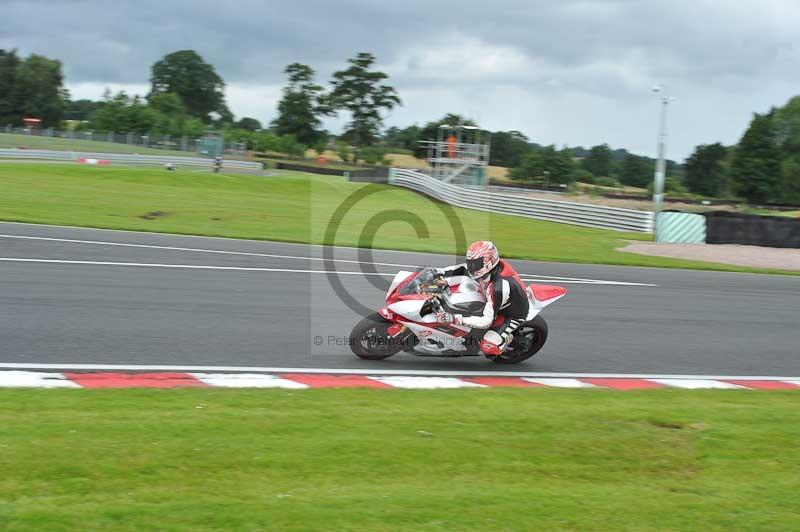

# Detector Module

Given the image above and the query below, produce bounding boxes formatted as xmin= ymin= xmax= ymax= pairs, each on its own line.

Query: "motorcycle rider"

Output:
xmin=435 ymin=241 xmax=530 ymax=357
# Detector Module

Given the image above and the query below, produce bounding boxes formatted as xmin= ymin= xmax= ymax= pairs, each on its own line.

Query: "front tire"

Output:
xmin=490 ymin=315 xmax=549 ymax=365
xmin=349 ymin=313 xmax=403 ymax=360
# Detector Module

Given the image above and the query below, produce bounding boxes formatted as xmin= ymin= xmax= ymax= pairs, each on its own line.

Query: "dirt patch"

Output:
xmin=621 ymin=241 xmax=800 ymax=271
xmin=139 ymin=211 xmax=169 ymax=220
xmin=649 ymin=420 xmax=685 ymax=430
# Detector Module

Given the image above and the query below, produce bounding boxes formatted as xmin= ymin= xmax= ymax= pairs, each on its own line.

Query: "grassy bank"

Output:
xmin=0 ymin=388 xmax=798 ymax=531
xmin=0 ymin=163 xmax=794 ymax=274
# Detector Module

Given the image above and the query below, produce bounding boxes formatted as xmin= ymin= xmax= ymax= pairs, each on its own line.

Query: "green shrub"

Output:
xmin=362 ymin=147 xmax=391 ymax=166
xmin=312 ymin=140 xmax=327 ymax=157
xmin=647 ymin=177 xmax=690 ymax=196
xmin=595 ymin=176 xmax=621 ymax=188
xmin=570 ymin=168 xmax=595 ymax=184
xmin=336 ymin=141 xmax=353 ymax=163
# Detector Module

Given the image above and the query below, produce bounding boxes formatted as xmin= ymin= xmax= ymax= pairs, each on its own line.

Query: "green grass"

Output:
xmin=0 ymin=388 xmax=798 ymax=531
xmin=0 ymin=163 xmax=795 ymax=274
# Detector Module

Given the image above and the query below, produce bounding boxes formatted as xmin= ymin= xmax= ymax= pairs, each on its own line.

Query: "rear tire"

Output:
xmin=490 ymin=315 xmax=549 ymax=365
xmin=349 ymin=313 xmax=403 ymax=360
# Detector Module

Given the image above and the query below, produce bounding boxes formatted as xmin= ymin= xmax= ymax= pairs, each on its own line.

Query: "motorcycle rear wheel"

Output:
xmin=490 ymin=315 xmax=549 ymax=365
xmin=349 ymin=313 xmax=404 ymax=360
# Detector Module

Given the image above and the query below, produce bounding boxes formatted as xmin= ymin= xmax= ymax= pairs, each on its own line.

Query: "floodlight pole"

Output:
xmin=652 ymin=85 xmax=674 ymax=212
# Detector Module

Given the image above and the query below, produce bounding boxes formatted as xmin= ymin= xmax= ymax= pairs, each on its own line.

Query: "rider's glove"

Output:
xmin=435 ymin=309 xmax=462 ymax=325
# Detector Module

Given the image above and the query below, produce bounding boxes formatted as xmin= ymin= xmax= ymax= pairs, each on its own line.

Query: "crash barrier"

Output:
xmin=0 ymin=149 xmax=263 ymax=171
xmin=275 ymin=161 xmax=349 ymax=175
xmin=275 ymin=161 xmax=390 ymax=180
xmin=347 ymin=173 xmax=389 ymax=183
xmin=654 ymin=212 xmax=707 ymax=244
xmin=389 ymin=168 xmax=654 ymax=233
xmin=704 ymin=211 xmax=800 ymax=248
xmin=490 ymin=181 xmax=567 ymax=194
xmin=488 ymin=185 xmax=565 ymax=196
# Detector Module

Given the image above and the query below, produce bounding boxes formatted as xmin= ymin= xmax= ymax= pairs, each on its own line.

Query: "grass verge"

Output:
xmin=0 ymin=163 xmax=795 ymax=274
xmin=0 ymin=388 xmax=798 ymax=531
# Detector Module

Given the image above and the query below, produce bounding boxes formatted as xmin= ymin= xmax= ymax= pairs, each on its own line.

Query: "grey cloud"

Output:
xmin=2 ymin=0 xmax=799 ymax=158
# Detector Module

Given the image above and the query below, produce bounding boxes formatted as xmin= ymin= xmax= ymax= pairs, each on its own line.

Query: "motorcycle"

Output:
xmin=349 ymin=267 xmax=567 ymax=365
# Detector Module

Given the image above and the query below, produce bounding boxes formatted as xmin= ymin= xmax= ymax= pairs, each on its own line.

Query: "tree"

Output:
xmin=509 ymin=150 xmax=543 ymax=182
xmin=540 ymin=145 xmax=576 ymax=183
xmin=569 ymin=168 xmax=595 ymax=184
xmin=683 ymin=143 xmax=729 ymax=197
xmin=9 ymin=54 xmax=66 ymax=127
xmin=87 ymin=91 xmax=160 ymax=134
xmin=277 ymin=134 xmax=306 ymax=158
xmin=780 ymin=156 xmax=800 ymax=205
xmin=327 ymin=52 xmax=401 ymax=151
xmin=148 ymin=92 xmax=186 ymax=116
xmin=272 ymin=63 xmax=326 ymax=145
xmin=730 ymin=113 xmax=782 ymax=203
xmin=336 ymin=140 xmax=354 ymax=163
xmin=773 ymin=95 xmax=800 ymax=156
xmin=235 ymin=117 xmax=262 ymax=131
xmin=145 ymin=92 xmax=215 ymax=137
xmin=383 ymin=125 xmax=421 ymax=152
xmin=490 ymin=131 xmax=531 ymax=167
xmin=0 ymin=49 xmax=21 ymax=125
xmin=581 ymin=143 xmax=613 ymax=177
xmin=64 ymin=99 xmax=103 ymax=121
xmin=618 ymin=153 xmax=653 ymax=188
xmin=148 ymin=50 xmax=229 ymax=123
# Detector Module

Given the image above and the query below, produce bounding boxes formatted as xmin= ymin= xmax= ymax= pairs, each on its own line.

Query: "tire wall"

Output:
xmin=704 ymin=211 xmax=800 ymax=248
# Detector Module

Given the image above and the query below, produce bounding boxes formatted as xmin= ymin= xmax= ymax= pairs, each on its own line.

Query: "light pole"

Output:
xmin=651 ymin=85 xmax=675 ymax=213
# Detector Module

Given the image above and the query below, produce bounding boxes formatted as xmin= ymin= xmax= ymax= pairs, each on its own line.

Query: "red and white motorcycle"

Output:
xmin=349 ymin=267 xmax=567 ymax=365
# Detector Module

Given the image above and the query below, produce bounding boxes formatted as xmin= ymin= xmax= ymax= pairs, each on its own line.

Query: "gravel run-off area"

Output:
xmin=621 ymin=241 xmax=800 ymax=271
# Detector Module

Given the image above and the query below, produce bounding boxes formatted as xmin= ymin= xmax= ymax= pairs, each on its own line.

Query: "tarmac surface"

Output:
xmin=1 ymin=222 xmax=798 ymax=375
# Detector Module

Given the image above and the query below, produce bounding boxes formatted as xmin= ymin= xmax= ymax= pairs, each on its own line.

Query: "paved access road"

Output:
xmin=1 ymin=222 xmax=798 ymax=375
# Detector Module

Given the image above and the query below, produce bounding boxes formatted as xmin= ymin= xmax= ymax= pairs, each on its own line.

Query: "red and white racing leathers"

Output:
xmin=439 ymin=259 xmax=530 ymax=356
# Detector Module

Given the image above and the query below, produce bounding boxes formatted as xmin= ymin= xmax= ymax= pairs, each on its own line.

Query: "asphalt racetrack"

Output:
xmin=1 ymin=222 xmax=798 ymax=375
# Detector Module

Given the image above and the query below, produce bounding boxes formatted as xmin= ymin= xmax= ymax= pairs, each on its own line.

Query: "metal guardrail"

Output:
xmin=488 ymin=185 xmax=566 ymax=196
xmin=390 ymin=168 xmax=654 ymax=233
xmin=0 ymin=149 xmax=263 ymax=171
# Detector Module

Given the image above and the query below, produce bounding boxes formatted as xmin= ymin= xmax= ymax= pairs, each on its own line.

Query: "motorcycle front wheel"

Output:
xmin=349 ymin=313 xmax=404 ymax=360
xmin=490 ymin=315 xmax=549 ymax=365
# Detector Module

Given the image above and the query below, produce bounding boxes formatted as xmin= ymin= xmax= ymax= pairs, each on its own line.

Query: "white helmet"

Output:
xmin=465 ymin=240 xmax=499 ymax=280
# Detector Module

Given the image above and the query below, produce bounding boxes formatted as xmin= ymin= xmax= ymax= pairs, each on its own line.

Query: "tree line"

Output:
xmin=2 ymin=45 xmax=799 ymax=203
xmin=683 ymin=97 xmax=800 ymax=204
xmin=383 ymin=116 xmax=680 ymax=189
xmin=1 ymin=48 xmax=401 ymax=156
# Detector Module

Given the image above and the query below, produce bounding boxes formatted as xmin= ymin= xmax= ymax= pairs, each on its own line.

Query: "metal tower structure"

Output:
xmin=419 ymin=123 xmax=490 ymax=188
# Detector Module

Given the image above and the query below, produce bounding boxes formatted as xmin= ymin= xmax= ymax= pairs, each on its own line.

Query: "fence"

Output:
xmin=389 ymin=169 xmax=654 ymax=233
xmin=1 ymin=127 xmax=250 ymax=156
xmin=0 ymin=149 xmax=263 ymax=171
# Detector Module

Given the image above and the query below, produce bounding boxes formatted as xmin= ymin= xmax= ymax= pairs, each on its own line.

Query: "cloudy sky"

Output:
xmin=3 ymin=0 xmax=799 ymax=159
